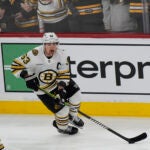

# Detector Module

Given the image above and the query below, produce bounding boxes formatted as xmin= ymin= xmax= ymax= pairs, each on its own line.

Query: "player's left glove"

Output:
xmin=57 ymin=81 xmax=67 ymax=100
xmin=57 ymin=81 xmax=66 ymax=90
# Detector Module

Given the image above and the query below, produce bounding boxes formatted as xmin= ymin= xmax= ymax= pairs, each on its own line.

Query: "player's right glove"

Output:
xmin=26 ymin=77 xmax=39 ymax=91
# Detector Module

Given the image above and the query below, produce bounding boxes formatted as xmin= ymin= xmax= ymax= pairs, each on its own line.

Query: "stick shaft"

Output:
xmin=78 ymin=110 xmax=129 ymax=142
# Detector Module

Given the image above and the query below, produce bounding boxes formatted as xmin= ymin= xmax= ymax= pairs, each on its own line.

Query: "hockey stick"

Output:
xmin=78 ymin=110 xmax=147 ymax=144
xmin=38 ymin=87 xmax=147 ymax=143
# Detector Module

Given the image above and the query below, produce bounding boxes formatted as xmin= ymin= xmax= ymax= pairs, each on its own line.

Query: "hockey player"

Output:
xmin=11 ymin=32 xmax=84 ymax=135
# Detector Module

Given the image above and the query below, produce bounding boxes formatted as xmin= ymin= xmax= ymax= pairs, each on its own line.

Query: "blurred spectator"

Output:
xmin=102 ymin=0 xmax=137 ymax=32
xmin=130 ymin=0 xmax=149 ymax=33
xmin=0 ymin=0 xmax=148 ymax=33
xmin=0 ymin=0 xmax=15 ymax=32
xmin=10 ymin=0 xmax=39 ymax=32
xmin=68 ymin=0 xmax=105 ymax=32
xmin=36 ymin=0 xmax=70 ymax=33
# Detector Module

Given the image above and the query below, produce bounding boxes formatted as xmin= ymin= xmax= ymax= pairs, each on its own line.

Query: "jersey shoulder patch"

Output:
xmin=32 ymin=49 xmax=39 ymax=56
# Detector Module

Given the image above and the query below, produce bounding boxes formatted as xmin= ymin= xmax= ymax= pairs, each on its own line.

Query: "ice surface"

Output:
xmin=0 ymin=115 xmax=149 ymax=150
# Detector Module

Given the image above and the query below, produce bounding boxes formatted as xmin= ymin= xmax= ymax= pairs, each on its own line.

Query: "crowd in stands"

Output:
xmin=0 ymin=0 xmax=149 ymax=33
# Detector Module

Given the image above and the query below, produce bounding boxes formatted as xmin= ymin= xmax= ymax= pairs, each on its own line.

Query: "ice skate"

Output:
xmin=53 ymin=120 xmax=78 ymax=135
xmin=69 ymin=114 xmax=84 ymax=129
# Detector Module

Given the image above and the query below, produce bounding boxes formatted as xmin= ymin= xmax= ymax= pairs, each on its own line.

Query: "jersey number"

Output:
xmin=21 ymin=54 xmax=30 ymax=64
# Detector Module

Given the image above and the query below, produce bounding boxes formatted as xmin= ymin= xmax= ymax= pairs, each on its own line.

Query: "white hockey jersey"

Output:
xmin=11 ymin=45 xmax=70 ymax=95
xmin=37 ymin=0 xmax=68 ymax=23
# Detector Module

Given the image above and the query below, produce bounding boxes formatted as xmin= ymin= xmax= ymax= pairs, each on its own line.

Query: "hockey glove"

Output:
xmin=57 ymin=81 xmax=66 ymax=90
xmin=26 ymin=77 xmax=39 ymax=91
xmin=57 ymin=81 xmax=67 ymax=99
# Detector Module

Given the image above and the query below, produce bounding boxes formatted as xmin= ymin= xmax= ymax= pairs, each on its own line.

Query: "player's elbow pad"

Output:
xmin=20 ymin=70 xmax=28 ymax=79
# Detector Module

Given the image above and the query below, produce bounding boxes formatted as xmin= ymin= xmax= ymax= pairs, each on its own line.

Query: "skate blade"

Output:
xmin=69 ymin=120 xmax=84 ymax=129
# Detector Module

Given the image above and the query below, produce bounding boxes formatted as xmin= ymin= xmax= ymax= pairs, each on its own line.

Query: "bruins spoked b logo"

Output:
xmin=39 ymin=70 xmax=57 ymax=84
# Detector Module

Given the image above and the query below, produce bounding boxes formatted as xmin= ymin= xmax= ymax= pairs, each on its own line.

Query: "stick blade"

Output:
xmin=128 ymin=132 xmax=147 ymax=144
